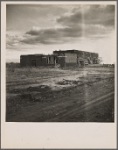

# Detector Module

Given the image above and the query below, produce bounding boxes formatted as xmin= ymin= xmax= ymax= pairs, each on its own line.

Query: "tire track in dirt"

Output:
xmin=47 ymin=91 xmax=114 ymax=121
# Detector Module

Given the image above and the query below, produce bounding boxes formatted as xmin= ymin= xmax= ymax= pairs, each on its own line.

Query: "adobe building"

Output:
xmin=53 ymin=50 xmax=99 ymax=67
xmin=20 ymin=54 xmax=57 ymax=67
xmin=20 ymin=50 xmax=99 ymax=67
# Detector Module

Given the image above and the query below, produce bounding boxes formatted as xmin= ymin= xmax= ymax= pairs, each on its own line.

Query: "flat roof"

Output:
xmin=53 ymin=50 xmax=98 ymax=54
xmin=21 ymin=54 xmax=45 ymax=57
xmin=20 ymin=54 xmax=56 ymax=57
xmin=20 ymin=50 xmax=98 ymax=57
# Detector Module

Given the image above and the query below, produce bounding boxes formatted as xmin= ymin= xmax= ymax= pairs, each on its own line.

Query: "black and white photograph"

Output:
xmin=1 ymin=0 xmax=117 ymax=149
xmin=6 ymin=2 xmax=116 ymax=122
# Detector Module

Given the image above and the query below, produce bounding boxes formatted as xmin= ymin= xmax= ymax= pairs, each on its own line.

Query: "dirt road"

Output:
xmin=6 ymin=67 xmax=114 ymax=122
xmin=47 ymin=90 xmax=114 ymax=122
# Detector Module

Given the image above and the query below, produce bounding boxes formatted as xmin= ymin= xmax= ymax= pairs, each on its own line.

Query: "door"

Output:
xmin=32 ymin=60 xmax=36 ymax=67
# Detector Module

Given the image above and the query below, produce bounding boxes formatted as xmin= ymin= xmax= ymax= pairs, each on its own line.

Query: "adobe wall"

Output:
xmin=65 ymin=53 xmax=77 ymax=64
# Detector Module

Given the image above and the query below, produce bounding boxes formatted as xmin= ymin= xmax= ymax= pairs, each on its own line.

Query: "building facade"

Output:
xmin=20 ymin=50 xmax=99 ymax=67
xmin=20 ymin=54 xmax=57 ymax=67
xmin=53 ymin=50 xmax=99 ymax=67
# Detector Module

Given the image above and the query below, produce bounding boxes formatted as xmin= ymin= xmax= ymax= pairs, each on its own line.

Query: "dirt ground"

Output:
xmin=6 ymin=64 xmax=115 ymax=122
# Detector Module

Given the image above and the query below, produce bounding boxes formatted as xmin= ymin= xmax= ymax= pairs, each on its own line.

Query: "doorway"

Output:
xmin=32 ymin=60 xmax=36 ymax=67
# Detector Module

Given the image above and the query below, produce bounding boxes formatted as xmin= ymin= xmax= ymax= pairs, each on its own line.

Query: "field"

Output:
xmin=6 ymin=63 xmax=115 ymax=122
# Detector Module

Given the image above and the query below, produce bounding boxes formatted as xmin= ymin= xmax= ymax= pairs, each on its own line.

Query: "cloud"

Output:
xmin=21 ymin=26 xmax=82 ymax=45
xmin=6 ymin=32 xmax=30 ymax=49
xmin=57 ymin=5 xmax=115 ymax=28
xmin=56 ymin=5 xmax=115 ymax=39
xmin=84 ymin=5 xmax=115 ymax=27
xmin=6 ymin=5 xmax=69 ymax=31
xmin=7 ymin=4 xmax=115 ymax=47
xmin=6 ymin=33 xmax=21 ymax=48
xmin=22 ymin=5 xmax=115 ymax=45
xmin=57 ymin=11 xmax=83 ymax=27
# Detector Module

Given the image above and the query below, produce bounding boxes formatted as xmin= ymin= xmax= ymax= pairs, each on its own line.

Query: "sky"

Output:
xmin=6 ymin=3 xmax=116 ymax=64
